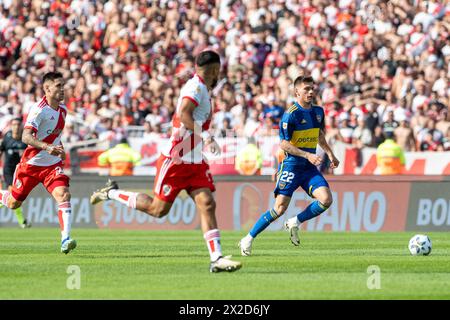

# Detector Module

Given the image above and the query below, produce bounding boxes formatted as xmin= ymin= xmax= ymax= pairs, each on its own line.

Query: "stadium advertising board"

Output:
xmin=215 ymin=181 xmax=411 ymax=232
xmin=1 ymin=176 xmax=448 ymax=231
xmin=406 ymin=182 xmax=450 ymax=231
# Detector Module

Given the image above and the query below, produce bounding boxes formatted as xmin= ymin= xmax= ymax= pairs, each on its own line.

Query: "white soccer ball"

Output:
xmin=409 ymin=234 xmax=432 ymax=256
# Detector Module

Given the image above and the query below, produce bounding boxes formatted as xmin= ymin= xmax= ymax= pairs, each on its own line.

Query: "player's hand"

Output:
xmin=329 ymin=155 xmax=340 ymax=169
xmin=206 ymin=138 xmax=221 ymax=156
xmin=45 ymin=144 xmax=65 ymax=157
xmin=306 ymin=153 xmax=323 ymax=166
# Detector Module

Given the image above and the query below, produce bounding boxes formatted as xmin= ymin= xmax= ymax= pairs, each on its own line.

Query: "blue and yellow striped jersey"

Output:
xmin=279 ymin=102 xmax=325 ymax=165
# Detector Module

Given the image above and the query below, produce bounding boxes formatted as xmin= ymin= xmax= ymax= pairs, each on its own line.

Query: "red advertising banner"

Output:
xmin=214 ymin=180 xmax=412 ymax=232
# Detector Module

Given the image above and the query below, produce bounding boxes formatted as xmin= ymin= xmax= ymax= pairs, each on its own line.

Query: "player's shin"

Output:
xmin=296 ymin=201 xmax=329 ymax=224
xmin=248 ymin=208 xmax=279 ymax=239
xmin=204 ymin=229 xmax=222 ymax=262
xmin=14 ymin=207 xmax=25 ymax=225
xmin=107 ymin=189 xmax=138 ymax=209
xmin=58 ymin=202 xmax=72 ymax=241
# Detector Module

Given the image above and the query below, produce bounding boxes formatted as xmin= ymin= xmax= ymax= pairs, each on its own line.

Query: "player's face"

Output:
xmin=296 ymin=82 xmax=315 ymax=103
xmin=11 ymin=120 xmax=22 ymax=135
xmin=45 ymin=78 xmax=65 ymax=102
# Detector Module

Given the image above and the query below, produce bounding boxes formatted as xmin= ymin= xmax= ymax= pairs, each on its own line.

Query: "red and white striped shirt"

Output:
xmin=162 ymin=74 xmax=212 ymax=164
xmin=22 ymin=96 xmax=67 ymax=166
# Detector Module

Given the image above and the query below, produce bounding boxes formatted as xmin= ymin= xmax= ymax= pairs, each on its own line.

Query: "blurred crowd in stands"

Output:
xmin=0 ymin=0 xmax=449 ymax=152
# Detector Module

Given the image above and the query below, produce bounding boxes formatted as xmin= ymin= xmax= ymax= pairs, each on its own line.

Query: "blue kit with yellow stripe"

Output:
xmin=275 ymin=102 xmax=329 ymax=197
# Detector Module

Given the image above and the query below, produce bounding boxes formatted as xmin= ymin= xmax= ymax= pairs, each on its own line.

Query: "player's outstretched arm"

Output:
xmin=318 ymin=129 xmax=339 ymax=169
xmin=22 ymin=128 xmax=64 ymax=157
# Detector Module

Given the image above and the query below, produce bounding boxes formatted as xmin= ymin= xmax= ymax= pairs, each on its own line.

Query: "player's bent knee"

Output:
xmin=149 ymin=204 xmax=170 ymax=218
xmin=320 ymin=195 xmax=333 ymax=208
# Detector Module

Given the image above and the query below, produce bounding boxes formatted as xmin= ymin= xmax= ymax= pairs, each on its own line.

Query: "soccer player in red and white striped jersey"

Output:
xmin=90 ymin=51 xmax=241 ymax=272
xmin=0 ymin=72 xmax=76 ymax=254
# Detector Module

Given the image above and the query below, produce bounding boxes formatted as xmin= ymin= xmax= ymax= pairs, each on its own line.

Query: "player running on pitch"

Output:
xmin=0 ymin=72 xmax=76 ymax=254
xmin=238 ymin=75 xmax=340 ymax=256
xmin=90 ymin=51 xmax=242 ymax=273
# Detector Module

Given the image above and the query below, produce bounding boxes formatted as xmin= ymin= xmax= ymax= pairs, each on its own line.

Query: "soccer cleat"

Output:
xmin=210 ymin=255 xmax=242 ymax=273
xmin=238 ymin=237 xmax=253 ymax=256
xmin=284 ymin=218 xmax=300 ymax=246
xmin=20 ymin=219 xmax=32 ymax=229
xmin=90 ymin=179 xmax=118 ymax=205
xmin=61 ymin=238 xmax=77 ymax=254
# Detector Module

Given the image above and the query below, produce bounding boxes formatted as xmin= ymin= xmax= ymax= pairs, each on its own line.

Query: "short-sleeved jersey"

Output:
xmin=0 ymin=131 xmax=27 ymax=171
xmin=161 ymin=74 xmax=212 ymax=164
xmin=22 ymin=96 xmax=67 ymax=166
xmin=279 ymin=102 xmax=325 ymax=166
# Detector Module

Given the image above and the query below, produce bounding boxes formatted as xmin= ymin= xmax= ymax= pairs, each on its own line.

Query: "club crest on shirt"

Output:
xmin=282 ymin=122 xmax=288 ymax=129
xmin=316 ymin=115 xmax=322 ymax=123
xmin=163 ymin=184 xmax=172 ymax=196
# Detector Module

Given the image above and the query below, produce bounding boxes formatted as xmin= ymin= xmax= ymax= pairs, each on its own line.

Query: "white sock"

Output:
xmin=289 ymin=216 xmax=300 ymax=226
xmin=58 ymin=202 xmax=72 ymax=242
xmin=204 ymin=229 xmax=223 ymax=262
xmin=244 ymin=234 xmax=254 ymax=242
xmin=108 ymin=189 xmax=138 ymax=209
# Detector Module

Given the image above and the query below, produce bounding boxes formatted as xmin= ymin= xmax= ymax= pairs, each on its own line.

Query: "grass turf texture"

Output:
xmin=1 ymin=228 xmax=449 ymax=299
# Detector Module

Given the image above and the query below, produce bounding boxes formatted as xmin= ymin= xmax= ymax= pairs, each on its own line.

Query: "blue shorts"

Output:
xmin=274 ymin=162 xmax=329 ymax=198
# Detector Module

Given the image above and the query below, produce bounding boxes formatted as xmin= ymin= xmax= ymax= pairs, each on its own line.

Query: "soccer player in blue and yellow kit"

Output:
xmin=238 ymin=75 xmax=340 ymax=256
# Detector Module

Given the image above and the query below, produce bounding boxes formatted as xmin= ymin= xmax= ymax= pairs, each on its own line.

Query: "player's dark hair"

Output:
xmin=195 ymin=51 xmax=221 ymax=67
xmin=294 ymin=75 xmax=314 ymax=87
xmin=11 ymin=117 xmax=22 ymax=122
xmin=43 ymin=72 xmax=63 ymax=83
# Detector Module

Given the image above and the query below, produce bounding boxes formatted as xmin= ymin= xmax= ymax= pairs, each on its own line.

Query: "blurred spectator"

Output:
xmin=371 ymin=125 xmax=386 ymax=148
xmin=418 ymin=119 xmax=444 ymax=151
xmin=394 ymin=117 xmax=417 ymax=152
xmin=352 ymin=116 xmax=373 ymax=148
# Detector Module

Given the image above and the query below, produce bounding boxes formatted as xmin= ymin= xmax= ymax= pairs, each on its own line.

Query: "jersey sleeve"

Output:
xmin=315 ymin=106 xmax=325 ymax=130
xmin=181 ymin=82 xmax=202 ymax=107
xmin=24 ymin=105 xmax=43 ymax=133
xmin=279 ymin=112 xmax=295 ymax=141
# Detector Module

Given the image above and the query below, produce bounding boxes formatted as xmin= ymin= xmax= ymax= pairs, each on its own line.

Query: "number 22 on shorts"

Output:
xmin=279 ymin=171 xmax=294 ymax=183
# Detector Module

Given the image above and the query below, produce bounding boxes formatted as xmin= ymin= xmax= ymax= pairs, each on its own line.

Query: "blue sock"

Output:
xmin=297 ymin=201 xmax=329 ymax=223
xmin=249 ymin=209 xmax=278 ymax=238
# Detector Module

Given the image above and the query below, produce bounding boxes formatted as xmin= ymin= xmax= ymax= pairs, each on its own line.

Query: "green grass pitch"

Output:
xmin=1 ymin=228 xmax=449 ymax=299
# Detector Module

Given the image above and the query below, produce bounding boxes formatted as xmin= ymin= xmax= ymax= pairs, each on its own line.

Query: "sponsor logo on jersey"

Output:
xmin=290 ymin=128 xmax=320 ymax=148
xmin=301 ymin=119 xmax=307 ymax=124
xmin=282 ymin=122 xmax=288 ymax=129
xmin=15 ymin=179 xmax=22 ymax=189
